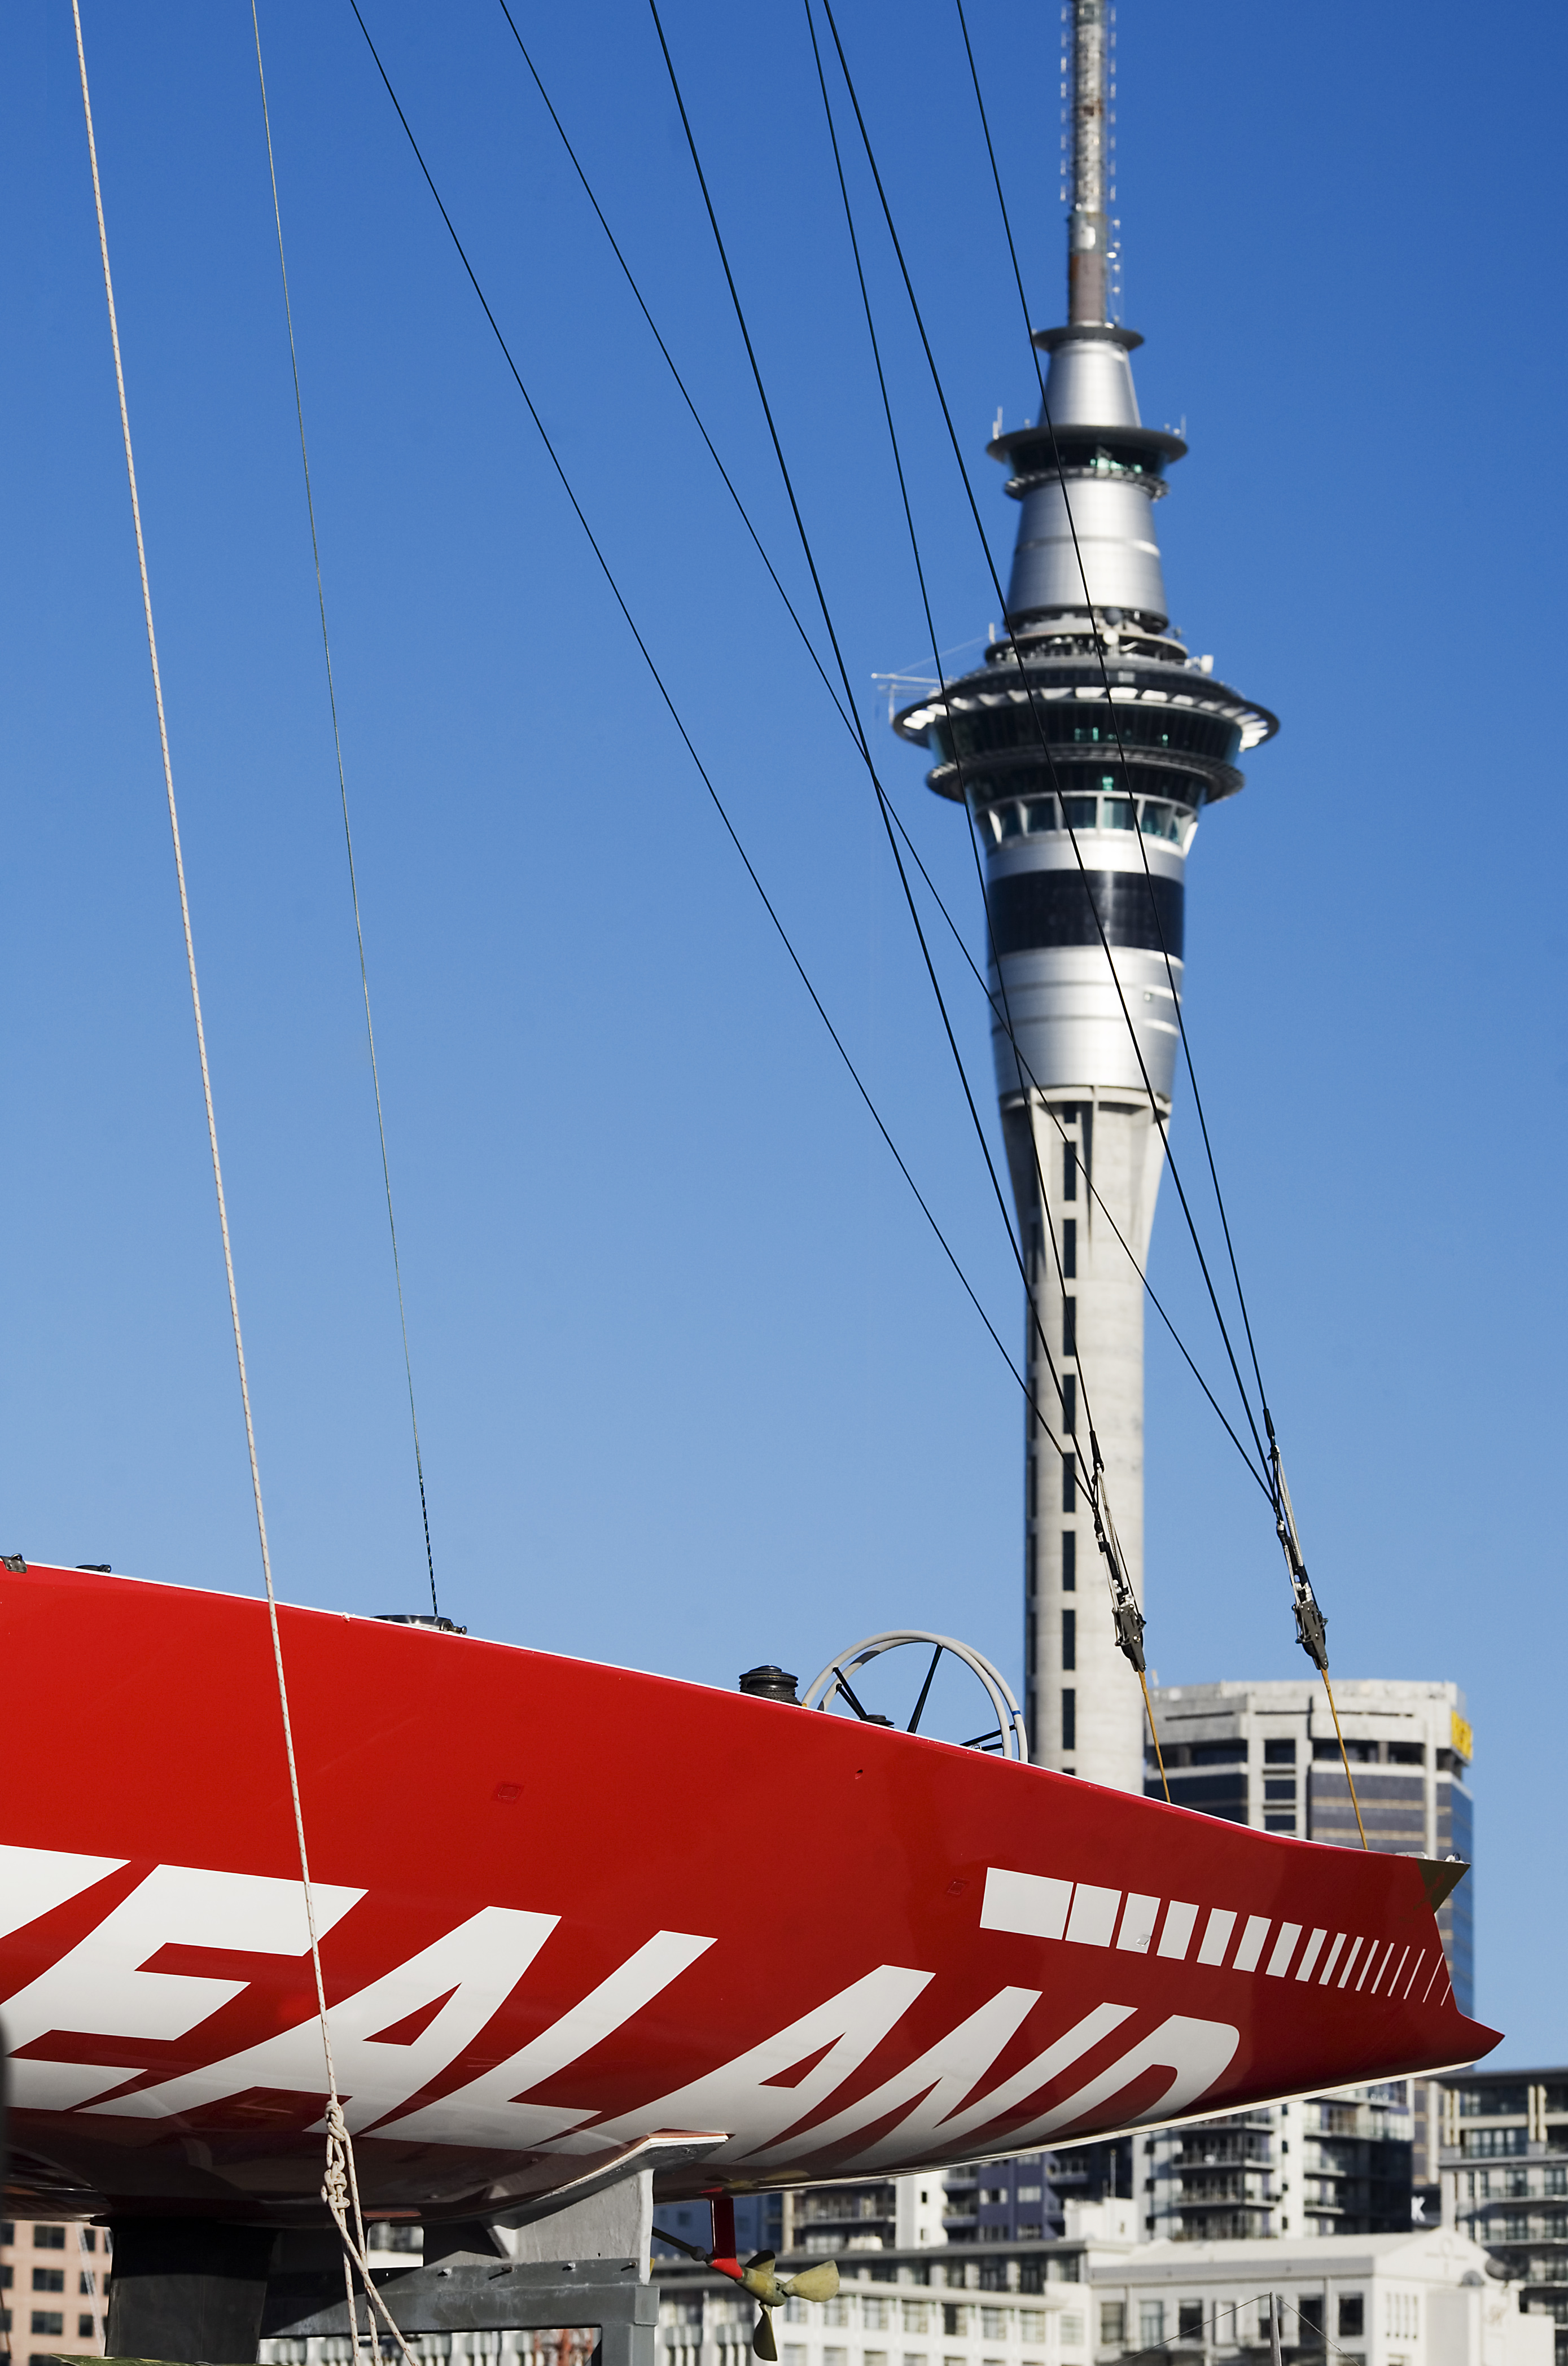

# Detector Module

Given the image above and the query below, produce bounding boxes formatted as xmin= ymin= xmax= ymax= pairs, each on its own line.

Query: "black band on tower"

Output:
xmin=988 ymin=869 xmax=1184 ymax=959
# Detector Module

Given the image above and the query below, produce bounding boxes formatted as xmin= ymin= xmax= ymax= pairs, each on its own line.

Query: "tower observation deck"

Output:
xmin=894 ymin=0 xmax=1277 ymax=1791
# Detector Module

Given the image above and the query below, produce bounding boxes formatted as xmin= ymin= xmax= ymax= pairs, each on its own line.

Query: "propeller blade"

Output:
xmin=746 ymin=2251 xmax=776 ymax=2272
xmin=754 ymin=2308 xmax=779 ymax=2361
xmin=784 ymin=2262 xmax=840 ymax=2304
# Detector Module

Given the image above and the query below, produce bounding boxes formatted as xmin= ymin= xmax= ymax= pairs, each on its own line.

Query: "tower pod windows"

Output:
xmin=933 ymin=702 xmax=1241 ymax=765
xmin=976 ymin=792 xmax=1195 ymax=844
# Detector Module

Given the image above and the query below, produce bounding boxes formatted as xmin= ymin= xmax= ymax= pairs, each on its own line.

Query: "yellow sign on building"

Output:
xmin=1450 ymin=1710 xmax=1474 ymax=1763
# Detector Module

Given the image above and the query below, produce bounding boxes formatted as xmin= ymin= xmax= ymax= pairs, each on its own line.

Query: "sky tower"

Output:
xmin=895 ymin=0 xmax=1277 ymax=1791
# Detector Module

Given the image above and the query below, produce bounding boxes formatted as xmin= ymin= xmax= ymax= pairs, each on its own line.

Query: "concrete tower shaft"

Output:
xmin=892 ymin=0 xmax=1277 ymax=1792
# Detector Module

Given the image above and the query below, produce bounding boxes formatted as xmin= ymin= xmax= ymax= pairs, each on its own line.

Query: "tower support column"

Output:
xmin=1010 ymin=1089 xmax=1163 ymax=1794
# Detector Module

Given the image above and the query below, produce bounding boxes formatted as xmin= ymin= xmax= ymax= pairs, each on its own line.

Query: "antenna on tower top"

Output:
xmin=1063 ymin=0 xmax=1117 ymax=323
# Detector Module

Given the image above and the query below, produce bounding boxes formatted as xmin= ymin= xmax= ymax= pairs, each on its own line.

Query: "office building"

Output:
xmin=1146 ymin=1681 xmax=1475 ymax=2021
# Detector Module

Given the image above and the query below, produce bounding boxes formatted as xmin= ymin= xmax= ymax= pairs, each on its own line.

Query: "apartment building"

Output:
xmin=1135 ymin=2085 xmax=1416 ymax=2244
xmin=1 ymin=2216 xmax=108 ymax=2366
xmin=1438 ymin=2069 xmax=1568 ymax=2366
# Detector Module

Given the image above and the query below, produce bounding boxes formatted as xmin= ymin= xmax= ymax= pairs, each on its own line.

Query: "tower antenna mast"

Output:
xmin=1067 ymin=0 xmax=1114 ymax=323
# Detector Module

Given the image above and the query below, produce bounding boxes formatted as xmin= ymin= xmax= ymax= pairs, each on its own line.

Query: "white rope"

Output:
xmin=69 ymin=13 xmax=422 ymax=2356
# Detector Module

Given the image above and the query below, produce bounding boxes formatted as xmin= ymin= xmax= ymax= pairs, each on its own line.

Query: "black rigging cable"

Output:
xmin=249 ymin=0 xmax=441 ymax=1622
xmin=490 ymin=0 xmax=852 ymax=747
xmin=479 ymin=0 xmax=1263 ymax=1505
xmin=645 ymin=0 xmax=1088 ymax=1479
xmin=341 ymin=0 xmax=1083 ymax=1494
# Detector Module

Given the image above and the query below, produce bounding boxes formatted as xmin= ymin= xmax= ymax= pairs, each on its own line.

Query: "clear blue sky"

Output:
xmin=2 ymin=2 xmax=1562 ymax=2060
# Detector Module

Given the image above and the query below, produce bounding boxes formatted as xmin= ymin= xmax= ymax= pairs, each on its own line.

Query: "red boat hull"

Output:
xmin=0 ymin=1566 xmax=1496 ymax=2225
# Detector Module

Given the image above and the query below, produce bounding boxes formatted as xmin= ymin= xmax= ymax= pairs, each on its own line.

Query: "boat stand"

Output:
xmin=262 ymin=2168 xmax=666 ymax=2366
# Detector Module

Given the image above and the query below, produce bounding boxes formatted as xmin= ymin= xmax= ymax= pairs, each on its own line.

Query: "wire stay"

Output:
xmin=249 ymin=0 xmax=441 ymax=1623
xmin=341 ymin=0 xmax=1088 ymax=1502
xmin=479 ymin=0 xmax=1269 ymax=1510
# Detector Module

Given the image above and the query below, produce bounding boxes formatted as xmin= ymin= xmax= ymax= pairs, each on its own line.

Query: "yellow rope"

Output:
xmin=1319 ymin=1670 xmax=1368 ymax=1849
xmin=1135 ymin=1675 xmax=1173 ymax=1798
xmin=1138 ymin=1669 xmax=1171 ymax=1803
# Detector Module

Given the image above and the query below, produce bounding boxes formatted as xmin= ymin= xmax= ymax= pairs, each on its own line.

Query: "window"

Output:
xmin=0 ymin=2271 xmax=10 ymax=2291
xmin=77 ymin=2273 xmax=95 ymax=2295
xmin=32 ymin=2312 xmax=65 ymax=2337
xmin=78 ymin=2315 xmax=97 ymax=2339
xmin=1062 ymin=1689 xmax=1076 ymax=1752
xmin=1063 ymin=1530 xmax=1076 ymax=1592
xmin=1264 ymin=1738 xmax=1297 ymax=1763
xmin=1458 ymin=2085 xmax=1528 ymax=2119
xmin=1338 ymin=2297 xmax=1364 ymax=2338
xmin=32 ymin=2231 xmax=65 ymax=2251
xmin=1103 ymin=799 xmax=1137 ymax=830
xmin=1063 ymin=1299 xmax=1077 ymax=1358
xmin=983 ymin=2310 xmax=1009 ymax=2338
xmin=1140 ymin=2305 xmax=1166 ymax=2347
xmin=1388 ymin=1742 xmax=1425 ymax=1765
xmin=1101 ymin=2304 xmax=1126 ymax=2346
xmin=1062 ymin=1374 xmax=1078 ymax=1435
xmin=980 ymin=2191 xmax=1007 ymax=2207
xmin=1063 ymin=1219 xmax=1076 ymax=1278
xmin=80 ymin=2232 xmax=97 ymax=2255
xmin=1062 ymin=1610 xmax=1076 ymax=1672
xmin=943 ymin=2306 xmax=966 ymax=2337
xmin=1264 ymin=1778 xmax=1296 ymax=1800
xmin=904 ymin=2303 xmax=930 ymax=2334
xmin=865 ymin=2301 xmax=889 ymax=2330
xmin=1298 ymin=2298 xmax=1325 ymax=2337
xmin=32 ymin=2272 xmax=64 ymax=2294
xmin=1018 ymin=2185 xmax=1042 ymax=2202
xmin=1063 ymin=1141 xmax=1078 ymax=1202
xmin=1178 ymin=2304 xmax=1203 ymax=2342
xmin=1059 ymin=2317 xmax=1085 ymax=2348
xmin=1063 ymin=1452 xmax=1076 ymax=1511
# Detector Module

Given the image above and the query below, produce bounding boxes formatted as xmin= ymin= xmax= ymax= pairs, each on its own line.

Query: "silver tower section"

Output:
xmin=895 ymin=1 xmax=1277 ymax=1793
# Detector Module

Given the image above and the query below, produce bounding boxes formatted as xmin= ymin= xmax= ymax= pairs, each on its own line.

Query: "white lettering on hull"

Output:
xmin=379 ymin=1929 xmax=717 ymax=2147
xmin=97 ymin=1905 xmax=559 ymax=2130
xmin=0 ymin=1846 xmax=126 ymax=1940
xmin=0 ymin=1844 xmax=1401 ymax=2173
xmin=576 ymin=1964 xmax=935 ymax=2161
xmin=4 ymin=1861 xmax=362 ymax=2116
